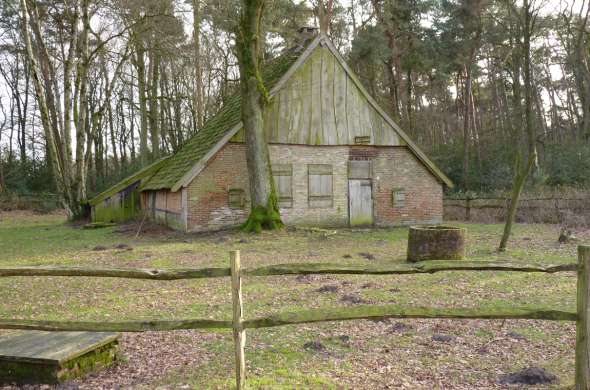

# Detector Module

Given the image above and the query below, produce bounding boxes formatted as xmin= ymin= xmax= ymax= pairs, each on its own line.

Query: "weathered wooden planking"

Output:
xmin=0 ymin=331 xmax=118 ymax=384
xmin=0 ymin=331 xmax=118 ymax=365
xmin=333 ymin=51 xmax=348 ymax=143
xmin=321 ymin=47 xmax=337 ymax=144
xmin=309 ymin=48 xmax=323 ymax=144
xmin=232 ymin=45 xmax=404 ymax=147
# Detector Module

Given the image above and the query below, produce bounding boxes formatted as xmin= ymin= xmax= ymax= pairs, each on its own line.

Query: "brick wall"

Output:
xmin=184 ymin=143 xmax=443 ymax=232
xmin=372 ymin=148 xmax=443 ymax=226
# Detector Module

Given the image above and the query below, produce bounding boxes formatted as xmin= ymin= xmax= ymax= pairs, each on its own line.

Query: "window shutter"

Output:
xmin=393 ymin=188 xmax=406 ymax=208
xmin=272 ymin=164 xmax=293 ymax=208
xmin=229 ymin=189 xmax=245 ymax=209
xmin=308 ymin=164 xmax=333 ymax=208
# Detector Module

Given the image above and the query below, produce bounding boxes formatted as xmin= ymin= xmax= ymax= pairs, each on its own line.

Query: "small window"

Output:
xmin=272 ymin=164 xmax=293 ymax=208
xmin=393 ymin=188 xmax=406 ymax=208
xmin=354 ymin=136 xmax=371 ymax=144
xmin=308 ymin=164 xmax=333 ymax=208
xmin=229 ymin=189 xmax=245 ymax=209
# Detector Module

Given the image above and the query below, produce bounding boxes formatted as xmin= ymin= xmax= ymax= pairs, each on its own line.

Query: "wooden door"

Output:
xmin=349 ymin=179 xmax=373 ymax=226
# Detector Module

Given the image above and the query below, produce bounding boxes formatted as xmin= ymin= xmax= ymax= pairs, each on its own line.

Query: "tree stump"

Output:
xmin=407 ymin=225 xmax=466 ymax=262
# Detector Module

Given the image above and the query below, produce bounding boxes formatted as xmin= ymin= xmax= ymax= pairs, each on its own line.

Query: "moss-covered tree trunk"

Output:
xmin=236 ymin=0 xmax=282 ymax=233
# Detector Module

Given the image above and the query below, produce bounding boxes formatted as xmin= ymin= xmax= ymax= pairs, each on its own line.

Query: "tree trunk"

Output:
xmin=237 ymin=0 xmax=282 ymax=232
xmin=134 ymin=42 xmax=149 ymax=166
xmin=192 ymin=0 xmax=204 ymax=131
xmin=499 ymin=0 xmax=537 ymax=252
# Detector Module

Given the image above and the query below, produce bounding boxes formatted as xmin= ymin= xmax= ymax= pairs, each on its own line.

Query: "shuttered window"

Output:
xmin=393 ymin=188 xmax=406 ymax=208
xmin=308 ymin=164 xmax=333 ymax=208
xmin=272 ymin=164 xmax=293 ymax=208
xmin=228 ymin=189 xmax=245 ymax=209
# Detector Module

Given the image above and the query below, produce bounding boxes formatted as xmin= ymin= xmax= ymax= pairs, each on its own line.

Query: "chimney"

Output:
xmin=292 ymin=26 xmax=319 ymax=52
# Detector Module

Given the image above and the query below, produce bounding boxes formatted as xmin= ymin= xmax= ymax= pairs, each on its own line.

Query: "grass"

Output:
xmin=0 ymin=210 xmax=586 ymax=388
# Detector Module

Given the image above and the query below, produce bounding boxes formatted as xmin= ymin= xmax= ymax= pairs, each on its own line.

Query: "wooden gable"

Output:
xmin=231 ymin=45 xmax=403 ymax=147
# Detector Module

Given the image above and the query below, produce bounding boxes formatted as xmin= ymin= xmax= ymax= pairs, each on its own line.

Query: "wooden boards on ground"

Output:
xmin=0 ymin=330 xmax=119 ymax=384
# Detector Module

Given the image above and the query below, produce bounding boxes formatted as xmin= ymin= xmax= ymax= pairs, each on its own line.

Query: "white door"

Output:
xmin=349 ymin=179 xmax=373 ymax=226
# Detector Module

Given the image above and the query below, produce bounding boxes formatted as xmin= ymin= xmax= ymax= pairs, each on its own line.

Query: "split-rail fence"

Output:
xmin=1 ymin=246 xmax=589 ymax=389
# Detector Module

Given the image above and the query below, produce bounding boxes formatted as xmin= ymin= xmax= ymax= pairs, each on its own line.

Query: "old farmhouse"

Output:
xmin=89 ymin=31 xmax=453 ymax=232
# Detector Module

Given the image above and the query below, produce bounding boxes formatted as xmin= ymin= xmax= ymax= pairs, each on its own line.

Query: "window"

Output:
xmin=308 ymin=164 xmax=333 ymax=208
xmin=228 ymin=189 xmax=245 ymax=209
xmin=348 ymin=160 xmax=372 ymax=179
xmin=272 ymin=164 xmax=293 ymax=208
xmin=354 ymin=135 xmax=371 ymax=145
xmin=393 ymin=188 xmax=406 ymax=208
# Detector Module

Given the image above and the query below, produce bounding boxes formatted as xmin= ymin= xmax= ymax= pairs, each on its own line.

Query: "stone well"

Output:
xmin=407 ymin=225 xmax=466 ymax=262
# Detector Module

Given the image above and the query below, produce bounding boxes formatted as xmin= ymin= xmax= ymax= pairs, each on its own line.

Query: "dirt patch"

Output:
xmin=432 ymin=334 xmax=455 ymax=343
xmin=388 ymin=322 xmax=413 ymax=333
xmin=358 ymin=252 xmax=376 ymax=261
xmin=499 ymin=367 xmax=557 ymax=385
xmin=507 ymin=331 xmax=527 ymax=340
xmin=340 ymin=294 xmax=369 ymax=305
xmin=92 ymin=245 xmax=108 ymax=251
xmin=316 ymin=284 xmax=339 ymax=293
xmin=303 ymin=341 xmax=327 ymax=353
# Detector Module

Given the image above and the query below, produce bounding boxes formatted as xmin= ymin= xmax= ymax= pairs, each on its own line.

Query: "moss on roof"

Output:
xmin=141 ymin=49 xmax=303 ymax=191
xmin=88 ymin=157 xmax=170 ymax=206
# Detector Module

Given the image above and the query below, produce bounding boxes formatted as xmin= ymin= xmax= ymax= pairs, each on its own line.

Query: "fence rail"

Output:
xmin=0 ymin=260 xmax=576 ymax=280
xmin=444 ymin=196 xmax=590 ymax=226
xmin=2 ymin=247 xmax=589 ymax=389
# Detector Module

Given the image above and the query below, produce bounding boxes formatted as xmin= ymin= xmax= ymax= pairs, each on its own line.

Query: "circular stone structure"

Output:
xmin=407 ymin=225 xmax=466 ymax=262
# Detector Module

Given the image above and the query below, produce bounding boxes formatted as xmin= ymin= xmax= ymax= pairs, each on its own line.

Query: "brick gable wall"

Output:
xmin=183 ymin=143 xmax=442 ymax=232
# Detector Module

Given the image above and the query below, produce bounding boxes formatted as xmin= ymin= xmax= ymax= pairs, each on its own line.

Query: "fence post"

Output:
xmin=230 ymin=250 xmax=246 ymax=389
xmin=577 ymin=245 xmax=590 ymax=389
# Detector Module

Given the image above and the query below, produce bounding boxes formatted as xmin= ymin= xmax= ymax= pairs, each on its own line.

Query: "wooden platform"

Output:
xmin=0 ymin=331 xmax=119 ymax=384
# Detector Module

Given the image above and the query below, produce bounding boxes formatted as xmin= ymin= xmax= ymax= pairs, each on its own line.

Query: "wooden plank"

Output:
xmin=577 ymin=245 xmax=590 ymax=389
xmin=230 ymin=250 xmax=246 ymax=390
xmin=0 ymin=318 xmax=232 ymax=332
xmin=349 ymin=179 xmax=373 ymax=226
xmin=333 ymin=55 xmax=348 ymax=144
xmin=245 ymin=305 xmax=577 ymax=329
xmin=359 ymin=91 xmax=373 ymax=143
xmin=321 ymin=47 xmax=337 ymax=144
xmin=0 ymin=305 xmax=576 ymax=335
xmin=297 ymin=57 xmax=313 ymax=144
xmin=309 ymin=49 xmax=323 ymax=144
xmin=244 ymin=261 xmax=577 ymax=276
xmin=277 ymin=88 xmax=290 ymax=144
xmin=346 ymin=77 xmax=361 ymax=143
xmin=0 ymin=266 xmax=231 ymax=280
xmin=288 ymin=70 xmax=303 ymax=144
xmin=0 ymin=261 xmax=576 ymax=281
xmin=0 ymin=331 xmax=118 ymax=365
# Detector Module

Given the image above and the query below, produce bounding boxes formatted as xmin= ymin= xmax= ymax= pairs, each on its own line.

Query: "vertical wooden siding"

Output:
xmin=232 ymin=47 xmax=402 ymax=146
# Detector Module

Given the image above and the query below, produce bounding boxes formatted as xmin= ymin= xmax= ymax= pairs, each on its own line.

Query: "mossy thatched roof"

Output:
xmin=140 ymin=48 xmax=304 ymax=191
xmin=88 ymin=157 xmax=170 ymax=206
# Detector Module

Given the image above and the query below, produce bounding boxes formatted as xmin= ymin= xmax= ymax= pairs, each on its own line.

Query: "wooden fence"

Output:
xmin=444 ymin=196 xmax=590 ymax=226
xmin=1 ymin=247 xmax=589 ymax=389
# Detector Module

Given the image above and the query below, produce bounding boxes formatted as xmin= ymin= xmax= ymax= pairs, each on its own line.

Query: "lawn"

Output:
xmin=0 ymin=210 xmax=586 ymax=389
